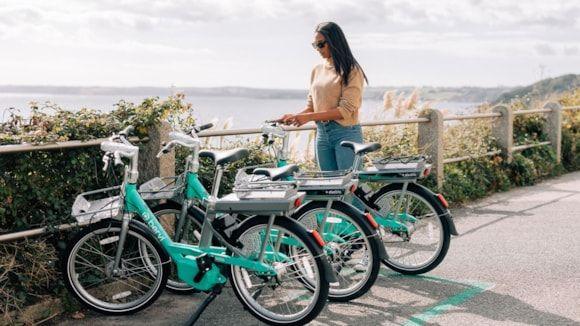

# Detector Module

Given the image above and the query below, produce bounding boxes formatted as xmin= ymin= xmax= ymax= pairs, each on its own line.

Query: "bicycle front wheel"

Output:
xmin=370 ymin=183 xmax=451 ymax=274
xmin=61 ymin=220 xmax=170 ymax=315
xmin=229 ymin=215 xmax=330 ymax=325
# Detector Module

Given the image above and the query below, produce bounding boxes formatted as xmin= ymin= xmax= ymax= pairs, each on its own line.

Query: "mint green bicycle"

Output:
xmin=261 ymin=121 xmax=459 ymax=275
xmin=61 ymin=128 xmax=333 ymax=325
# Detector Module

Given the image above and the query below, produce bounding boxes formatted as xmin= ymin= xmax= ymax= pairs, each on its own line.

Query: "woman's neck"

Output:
xmin=324 ymin=56 xmax=334 ymax=67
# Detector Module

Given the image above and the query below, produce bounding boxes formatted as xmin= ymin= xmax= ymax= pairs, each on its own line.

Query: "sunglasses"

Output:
xmin=311 ymin=41 xmax=327 ymax=49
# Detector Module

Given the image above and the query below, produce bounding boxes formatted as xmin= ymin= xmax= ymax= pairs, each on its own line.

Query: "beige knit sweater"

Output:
xmin=306 ymin=58 xmax=365 ymax=126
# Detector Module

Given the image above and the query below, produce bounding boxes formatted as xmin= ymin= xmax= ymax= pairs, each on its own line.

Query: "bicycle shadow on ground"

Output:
xmin=314 ymin=271 xmax=578 ymax=326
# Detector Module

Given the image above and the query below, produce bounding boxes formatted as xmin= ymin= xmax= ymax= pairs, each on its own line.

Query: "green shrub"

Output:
xmin=0 ymin=95 xmax=192 ymax=232
xmin=560 ymin=89 xmax=580 ymax=171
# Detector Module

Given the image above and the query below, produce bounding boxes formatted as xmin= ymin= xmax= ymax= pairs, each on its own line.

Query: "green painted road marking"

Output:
xmin=379 ymin=270 xmax=494 ymax=326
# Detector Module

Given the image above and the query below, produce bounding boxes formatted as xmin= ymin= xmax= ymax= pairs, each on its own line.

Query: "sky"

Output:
xmin=0 ymin=0 xmax=579 ymax=89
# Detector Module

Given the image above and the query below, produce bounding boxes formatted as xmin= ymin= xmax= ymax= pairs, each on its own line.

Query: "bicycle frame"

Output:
xmin=115 ymin=165 xmax=288 ymax=292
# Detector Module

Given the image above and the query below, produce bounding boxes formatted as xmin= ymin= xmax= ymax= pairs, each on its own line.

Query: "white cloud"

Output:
xmin=535 ymin=44 xmax=557 ymax=56
xmin=564 ymin=46 xmax=579 ymax=56
xmin=0 ymin=0 xmax=578 ymax=87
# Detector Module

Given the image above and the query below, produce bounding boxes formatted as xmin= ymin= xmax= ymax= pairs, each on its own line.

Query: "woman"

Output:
xmin=279 ymin=21 xmax=368 ymax=171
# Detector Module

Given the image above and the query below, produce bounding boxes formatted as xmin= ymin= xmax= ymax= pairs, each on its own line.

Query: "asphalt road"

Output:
xmin=55 ymin=171 xmax=580 ymax=326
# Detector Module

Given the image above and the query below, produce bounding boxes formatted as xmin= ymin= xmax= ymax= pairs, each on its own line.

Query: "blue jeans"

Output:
xmin=315 ymin=121 xmax=363 ymax=171
xmin=316 ymin=121 xmax=365 ymax=210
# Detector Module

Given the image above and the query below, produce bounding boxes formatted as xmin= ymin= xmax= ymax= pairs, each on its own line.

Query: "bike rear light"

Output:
xmin=310 ymin=230 xmax=325 ymax=247
xmin=365 ymin=212 xmax=379 ymax=229
xmin=422 ymin=167 xmax=431 ymax=177
xmin=293 ymin=198 xmax=302 ymax=208
xmin=437 ymin=193 xmax=449 ymax=208
xmin=349 ymin=184 xmax=357 ymax=193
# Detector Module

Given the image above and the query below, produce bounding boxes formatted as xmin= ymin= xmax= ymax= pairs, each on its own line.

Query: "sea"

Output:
xmin=0 ymin=93 xmax=479 ymax=127
xmin=0 ymin=92 xmax=481 ymax=157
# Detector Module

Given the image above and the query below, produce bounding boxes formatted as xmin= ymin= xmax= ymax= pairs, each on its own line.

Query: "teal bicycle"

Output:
xmin=261 ymin=121 xmax=459 ymax=275
xmin=144 ymin=126 xmax=384 ymax=302
xmin=61 ymin=128 xmax=333 ymax=325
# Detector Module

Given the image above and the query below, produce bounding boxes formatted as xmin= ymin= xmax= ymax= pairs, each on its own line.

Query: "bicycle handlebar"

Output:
xmin=156 ymin=135 xmax=201 ymax=158
xmin=109 ymin=125 xmax=135 ymax=146
xmin=156 ymin=140 xmax=185 ymax=158
xmin=100 ymin=141 xmax=139 ymax=171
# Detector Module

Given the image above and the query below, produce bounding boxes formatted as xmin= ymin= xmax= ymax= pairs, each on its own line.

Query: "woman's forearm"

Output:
xmin=303 ymin=109 xmax=343 ymax=122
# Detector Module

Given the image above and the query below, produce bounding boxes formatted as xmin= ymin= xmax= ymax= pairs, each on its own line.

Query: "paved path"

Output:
xmin=56 ymin=172 xmax=580 ymax=325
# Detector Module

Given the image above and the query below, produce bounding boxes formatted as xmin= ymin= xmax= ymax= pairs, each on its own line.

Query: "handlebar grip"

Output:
xmin=193 ymin=123 xmax=214 ymax=134
xmin=199 ymin=123 xmax=214 ymax=131
xmin=102 ymin=154 xmax=111 ymax=172
xmin=156 ymin=148 xmax=171 ymax=158
xmin=113 ymin=152 xmax=123 ymax=166
xmin=119 ymin=125 xmax=135 ymax=137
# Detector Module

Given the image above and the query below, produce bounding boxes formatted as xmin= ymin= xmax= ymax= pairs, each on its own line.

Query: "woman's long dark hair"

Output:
xmin=315 ymin=22 xmax=368 ymax=86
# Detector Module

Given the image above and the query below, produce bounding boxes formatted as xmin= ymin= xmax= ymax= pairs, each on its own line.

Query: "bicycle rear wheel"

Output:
xmin=370 ymin=183 xmax=451 ymax=274
xmin=61 ymin=220 xmax=170 ymax=315
xmin=292 ymin=200 xmax=381 ymax=302
xmin=229 ymin=215 xmax=330 ymax=325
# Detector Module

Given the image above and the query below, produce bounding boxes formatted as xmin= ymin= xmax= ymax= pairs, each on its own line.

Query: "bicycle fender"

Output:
xmin=441 ymin=212 xmax=459 ymax=236
xmin=411 ymin=183 xmax=460 ymax=236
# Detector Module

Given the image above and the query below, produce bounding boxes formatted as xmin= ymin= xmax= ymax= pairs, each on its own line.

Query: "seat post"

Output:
xmin=352 ymin=154 xmax=363 ymax=171
xmin=211 ymin=165 xmax=225 ymax=198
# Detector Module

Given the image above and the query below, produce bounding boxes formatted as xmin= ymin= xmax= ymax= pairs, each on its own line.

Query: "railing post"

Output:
xmin=492 ymin=105 xmax=513 ymax=163
xmin=544 ymin=102 xmax=562 ymax=163
xmin=139 ymin=121 xmax=175 ymax=183
xmin=418 ymin=109 xmax=444 ymax=190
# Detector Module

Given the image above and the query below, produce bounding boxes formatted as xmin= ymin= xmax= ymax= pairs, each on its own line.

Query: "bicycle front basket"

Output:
xmin=139 ymin=176 xmax=184 ymax=200
xmin=71 ymin=186 xmax=122 ymax=224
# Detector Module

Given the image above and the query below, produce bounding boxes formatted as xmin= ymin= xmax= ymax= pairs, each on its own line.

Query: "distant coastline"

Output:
xmin=0 ymin=85 xmax=511 ymax=103
xmin=3 ymin=73 xmax=578 ymax=107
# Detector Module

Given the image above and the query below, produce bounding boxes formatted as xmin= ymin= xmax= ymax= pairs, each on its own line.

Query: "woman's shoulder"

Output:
xmin=349 ymin=65 xmax=363 ymax=77
xmin=312 ymin=63 xmax=325 ymax=72
xmin=347 ymin=65 xmax=365 ymax=84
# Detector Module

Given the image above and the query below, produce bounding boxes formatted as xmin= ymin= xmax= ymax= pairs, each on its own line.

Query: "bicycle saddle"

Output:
xmin=253 ymin=164 xmax=300 ymax=181
xmin=340 ymin=141 xmax=381 ymax=155
xmin=199 ymin=148 xmax=249 ymax=166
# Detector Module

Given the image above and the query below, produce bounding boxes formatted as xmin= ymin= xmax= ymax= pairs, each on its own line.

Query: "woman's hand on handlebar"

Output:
xmin=277 ymin=114 xmax=295 ymax=125
xmin=290 ymin=113 xmax=311 ymax=127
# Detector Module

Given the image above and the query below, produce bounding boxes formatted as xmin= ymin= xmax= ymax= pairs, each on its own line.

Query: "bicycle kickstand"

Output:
xmin=183 ymin=284 xmax=223 ymax=326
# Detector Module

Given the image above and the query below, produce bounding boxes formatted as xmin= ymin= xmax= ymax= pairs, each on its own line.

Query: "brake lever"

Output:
xmin=113 ymin=152 xmax=123 ymax=166
xmin=156 ymin=142 xmax=173 ymax=158
xmin=102 ymin=153 xmax=111 ymax=172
